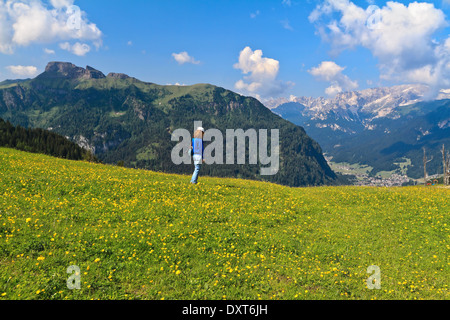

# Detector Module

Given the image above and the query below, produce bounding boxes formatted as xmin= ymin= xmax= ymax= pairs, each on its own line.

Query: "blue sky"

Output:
xmin=1 ymin=0 xmax=450 ymax=100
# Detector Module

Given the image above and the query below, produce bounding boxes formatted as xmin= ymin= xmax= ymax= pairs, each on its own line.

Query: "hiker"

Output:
xmin=190 ymin=127 xmax=205 ymax=184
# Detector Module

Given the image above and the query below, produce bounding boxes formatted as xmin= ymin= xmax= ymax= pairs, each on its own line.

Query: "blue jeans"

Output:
xmin=190 ymin=163 xmax=201 ymax=184
xmin=191 ymin=154 xmax=202 ymax=184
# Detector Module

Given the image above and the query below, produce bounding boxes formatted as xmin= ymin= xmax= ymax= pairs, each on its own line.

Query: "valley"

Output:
xmin=269 ymin=85 xmax=450 ymax=184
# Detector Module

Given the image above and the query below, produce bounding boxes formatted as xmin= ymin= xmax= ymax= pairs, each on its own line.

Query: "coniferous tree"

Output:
xmin=0 ymin=117 xmax=97 ymax=162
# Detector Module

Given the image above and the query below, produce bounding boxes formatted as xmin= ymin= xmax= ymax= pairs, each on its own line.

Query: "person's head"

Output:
xmin=194 ymin=127 xmax=205 ymax=139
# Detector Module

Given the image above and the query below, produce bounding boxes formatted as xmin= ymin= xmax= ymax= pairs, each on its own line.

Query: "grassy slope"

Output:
xmin=1 ymin=78 xmax=337 ymax=187
xmin=0 ymin=147 xmax=448 ymax=300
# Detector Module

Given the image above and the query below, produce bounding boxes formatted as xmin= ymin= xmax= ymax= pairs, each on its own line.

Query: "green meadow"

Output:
xmin=0 ymin=147 xmax=448 ymax=300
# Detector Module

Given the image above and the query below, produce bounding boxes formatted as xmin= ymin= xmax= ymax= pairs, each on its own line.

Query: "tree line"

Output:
xmin=0 ymin=118 xmax=96 ymax=162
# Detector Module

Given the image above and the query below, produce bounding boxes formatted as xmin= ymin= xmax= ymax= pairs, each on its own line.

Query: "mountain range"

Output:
xmin=0 ymin=61 xmax=339 ymax=187
xmin=269 ymin=85 xmax=450 ymax=180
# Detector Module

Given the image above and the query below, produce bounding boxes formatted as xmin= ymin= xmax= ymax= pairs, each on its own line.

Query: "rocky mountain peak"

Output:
xmin=267 ymin=84 xmax=450 ymax=121
xmin=41 ymin=62 xmax=105 ymax=80
xmin=44 ymin=62 xmax=85 ymax=78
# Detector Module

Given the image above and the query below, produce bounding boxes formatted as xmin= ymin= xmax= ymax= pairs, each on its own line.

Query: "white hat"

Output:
xmin=197 ymin=127 xmax=205 ymax=132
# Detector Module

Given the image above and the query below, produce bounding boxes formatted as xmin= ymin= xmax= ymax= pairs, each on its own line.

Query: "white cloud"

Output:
xmin=309 ymin=61 xmax=344 ymax=80
xmin=0 ymin=0 xmax=102 ymax=54
xmin=282 ymin=0 xmax=292 ymax=7
xmin=166 ymin=82 xmax=187 ymax=86
xmin=234 ymin=46 xmax=293 ymax=99
xmin=172 ymin=51 xmax=200 ymax=65
xmin=309 ymin=0 xmax=450 ymax=97
xmin=44 ymin=48 xmax=55 ymax=54
xmin=49 ymin=0 xmax=74 ymax=9
xmin=6 ymin=65 xmax=38 ymax=77
xmin=127 ymin=40 xmax=133 ymax=46
xmin=281 ymin=19 xmax=293 ymax=31
xmin=250 ymin=10 xmax=260 ymax=19
xmin=59 ymin=41 xmax=90 ymax=56
xmin=308 ymin=61 xmax=358 ymax=96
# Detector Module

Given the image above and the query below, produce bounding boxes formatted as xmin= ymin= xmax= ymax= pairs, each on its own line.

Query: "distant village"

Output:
xmin=333 ymin=166 xmax=412 ymax=187
xmin=352 ymin=173 xmax=411 ymax=187
xmin=327 ymin=148 xmax=450 ymax=187
xmin=340 ymin=168 xmax=444 ymax=187
xmin=329 ymin=162 xmax=441 ymax=187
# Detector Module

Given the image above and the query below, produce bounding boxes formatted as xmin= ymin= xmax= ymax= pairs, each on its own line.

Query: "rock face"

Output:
xmin=41 ymin=62 xmax=105 ymax=80
xmin=85 ymin=66 xmax=106 ymax=79
xmin=266 ymin=84 xmax=432 ymax=118
xmin=107 ymin=72 xmax=131 ymax=79
xmin=269 ymin=84 xmax=450 ymax=132
xmin=266 ymin=84 xmax=450 ymax=119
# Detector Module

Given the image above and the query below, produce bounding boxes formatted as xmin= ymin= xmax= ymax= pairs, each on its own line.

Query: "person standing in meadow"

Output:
xmin=190 ymin=127 xmax=205 ymax=184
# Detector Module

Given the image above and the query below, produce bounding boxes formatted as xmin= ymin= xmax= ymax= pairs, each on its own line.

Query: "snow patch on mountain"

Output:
xmin=265 ymin=84 xmax=450 ymax=122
